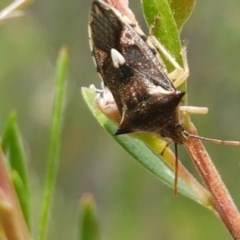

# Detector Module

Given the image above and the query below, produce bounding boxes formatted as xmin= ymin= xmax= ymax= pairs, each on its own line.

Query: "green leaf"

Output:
xmin=168 ymin=0 xmax=196 ymax=31
xmin=142 ymin=0 xmax=182 ymax=67
xmin=38 ymin=46 xmax=69 ymax=240
xmin=1 ymin=112 xmax=31 ymax=229
xmin=142 ymin=0 xmax=195 ymax=68
xmin=2 ymin=113 xmax=29 ymax=190
xmin=11 ymin=170 xmax=31 ymax=229
xmin=79 ymin=194 xmax=101 ymax=240
xmin=81 ymin=87 xmax=213 ymax=209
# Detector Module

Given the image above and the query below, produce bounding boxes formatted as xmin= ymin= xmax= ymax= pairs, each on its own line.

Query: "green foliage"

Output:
xmin=79 ymin=194 xmax=101 ymax=240
xmin=168 ymin=0 xmax=196 ymax=31
xmin=142 ymin=0 xmax=180 ymax=63
xmin=0 ymin=44 xmax=69 ymax=239
xmin=38 ymin=46 xmax=69 ymax=240
xmin=142 ymin=0 xmax=195 ymax=66
xmin=2 ymin=113 xmax=31 ymax=228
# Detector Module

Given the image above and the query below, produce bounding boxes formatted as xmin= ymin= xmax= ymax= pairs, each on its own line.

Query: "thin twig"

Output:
xmin=185 ymin=123 xmax=240 ymax=239
xmin=0 ymin=0 xmax=31 ymax=25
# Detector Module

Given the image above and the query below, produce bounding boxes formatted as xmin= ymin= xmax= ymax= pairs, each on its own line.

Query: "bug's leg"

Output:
xmin=90 ymin=83 xmax=121 ymax=121
xmin=90 ymin=83 xmax=115 ymax=108
xmin=148 ymin=37 xmax=208 ymax=115
xmin=148 ymin=20 xmax=208 ymax=116
xmin=169 ymin=45 xmax=189 ymax=88
xmin=148 ymin=36 xmax=189 ymax=88
xmin=180 ymin=105 xmax=208 ymax=115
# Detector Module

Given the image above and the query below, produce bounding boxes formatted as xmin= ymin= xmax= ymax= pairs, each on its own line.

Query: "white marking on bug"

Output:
xmin=148 ymin=85 xmax=174 ymax=95
xmin=111 ymin=49 xmax=126 ymax=68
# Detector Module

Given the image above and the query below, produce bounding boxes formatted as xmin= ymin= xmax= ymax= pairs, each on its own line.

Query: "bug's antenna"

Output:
xmin=184 ymin=130 xmax=240 ymax=146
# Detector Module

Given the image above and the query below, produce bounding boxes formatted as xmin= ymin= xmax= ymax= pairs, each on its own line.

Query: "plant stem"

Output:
xmin=0 ymin=147 xmax=31 ymax=240
xmin=185 ymin=123 xmax=240 ymax=239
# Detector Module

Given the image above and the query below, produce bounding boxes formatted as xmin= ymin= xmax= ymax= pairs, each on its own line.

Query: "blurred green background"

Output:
xmin=0 ymin=0 xmax=240 ymax=239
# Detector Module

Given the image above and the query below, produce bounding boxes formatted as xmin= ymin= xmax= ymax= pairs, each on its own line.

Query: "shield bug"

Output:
xmin=88 ymin=0 xmax=240 ymax=192
xmin=89 ymin=0 xmax=186 ymax=143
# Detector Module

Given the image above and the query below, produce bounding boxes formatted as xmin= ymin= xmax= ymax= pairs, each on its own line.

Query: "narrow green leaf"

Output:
xmin=38 ymin=46 xmax=69 ymax=240
xmin=142 ymin=0 xmax=182 ymax=67
xmin=168 ymin=0 xmax=196 ymax=31
xmin=1 ymin=112 xmax=31 ymax=229
xmin=79 ymin=194 xmax=101 ymax=240
xmin=81 ymin=87 xmax=213 ymax=209
xmin=11 ymin=170 xmax=31 ymax=229
xmin=2 ymin=112 xmax=29 ymax=192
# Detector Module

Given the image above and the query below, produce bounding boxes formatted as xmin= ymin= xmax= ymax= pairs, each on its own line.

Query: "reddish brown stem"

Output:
xmin=0 ymin=147 xmax=31 ymax=240
xmin=103 ymin=0 xmax=137 ymax=24
xmin=185 ymin=123 xmax=240 ymax=239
